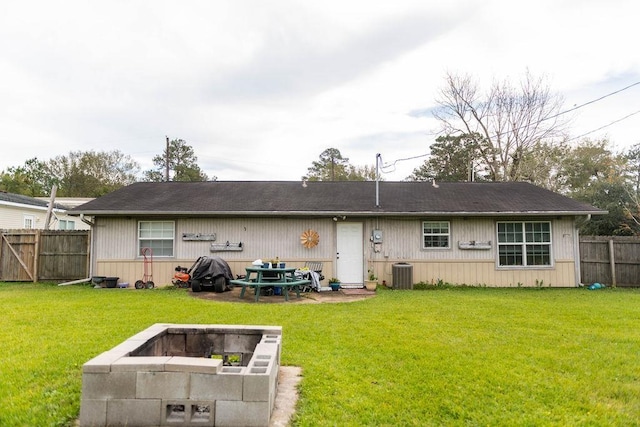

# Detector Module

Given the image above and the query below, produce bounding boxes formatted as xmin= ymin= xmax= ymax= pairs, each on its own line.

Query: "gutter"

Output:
xmin=0 ymin=200 xmax=67 ymax=212
xmin=80 ymin=214 xmax=95 ymax=227
xmin=69 ymin=210 xmax=608 ymax=218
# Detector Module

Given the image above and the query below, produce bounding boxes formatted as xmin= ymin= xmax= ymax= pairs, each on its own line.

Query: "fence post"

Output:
xmin=33 ymin=230 xmax=41 ymax=282
xmin=608 ymin=239 xmax=616 ymax=288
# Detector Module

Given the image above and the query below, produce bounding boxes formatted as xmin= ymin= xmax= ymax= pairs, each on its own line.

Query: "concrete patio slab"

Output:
xmin=190 ymin=285 xmax=377 ymax=304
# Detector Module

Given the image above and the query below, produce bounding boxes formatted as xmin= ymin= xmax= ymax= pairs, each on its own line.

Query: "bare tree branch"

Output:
xmin=434 ymin=70 xmax=566 ymax=181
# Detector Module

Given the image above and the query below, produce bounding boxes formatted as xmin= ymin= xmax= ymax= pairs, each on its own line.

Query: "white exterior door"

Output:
xmin=336 ymin=222 xmax=363 ymax=287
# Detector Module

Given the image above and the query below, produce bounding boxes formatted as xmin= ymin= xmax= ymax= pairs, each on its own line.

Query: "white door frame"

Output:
xmin=336 ymin=222 xmax=364 ymax=287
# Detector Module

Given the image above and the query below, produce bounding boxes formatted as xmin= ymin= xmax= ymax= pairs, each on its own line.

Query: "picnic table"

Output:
xmin=230 ymin=266 xmax=310 ymax=302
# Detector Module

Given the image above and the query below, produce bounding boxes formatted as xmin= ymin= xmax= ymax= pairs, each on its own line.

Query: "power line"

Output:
xmin=490 ymin=80 xmax=640 ymax=140
xmin=548 ymin=80 xmax=640 ymax=120
xmin=380 ymin=153 xmax=429 ymax=171
xmin=566 ymin=109 xmax=640 ymax=142
xmin=381 ymin=81 xmax=640 ymax=169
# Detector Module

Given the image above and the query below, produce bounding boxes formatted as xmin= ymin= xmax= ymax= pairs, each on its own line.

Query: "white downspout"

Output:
xmin=80 ymin=214 xmax=94 ymax=227
xmin=80 ymin=214 xmax=96 ymax=279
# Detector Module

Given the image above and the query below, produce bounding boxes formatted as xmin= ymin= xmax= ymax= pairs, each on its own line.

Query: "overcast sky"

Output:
xmin=1 ymin=0 xmax=639 ymax=182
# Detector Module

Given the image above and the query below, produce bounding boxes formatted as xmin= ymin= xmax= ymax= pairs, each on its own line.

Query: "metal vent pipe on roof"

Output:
xmin=375 ymin=153 xmax=381 ymax=207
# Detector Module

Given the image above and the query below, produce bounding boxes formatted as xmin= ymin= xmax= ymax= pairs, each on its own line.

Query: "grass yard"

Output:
xmin=0 ymin=283 xmax=639 ymax=426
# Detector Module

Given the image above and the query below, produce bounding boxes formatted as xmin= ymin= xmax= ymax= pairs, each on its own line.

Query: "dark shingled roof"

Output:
xmin=0 ymin=191 xmax=69 ymax=210
xmin=68 ymin=181 xmax=605 ymax=217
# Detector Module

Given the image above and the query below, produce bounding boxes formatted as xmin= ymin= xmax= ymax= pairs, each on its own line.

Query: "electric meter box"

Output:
xmin=372 ymin=229 xmax=383 ymax=243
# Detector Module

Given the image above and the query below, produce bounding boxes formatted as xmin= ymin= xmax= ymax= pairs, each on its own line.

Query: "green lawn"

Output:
xmin=1 ymin=283 xmax=639 ymax=426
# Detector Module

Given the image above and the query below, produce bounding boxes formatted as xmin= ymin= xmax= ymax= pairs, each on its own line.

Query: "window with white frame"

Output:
xmin=422 ymin=221 xmax=450 ymax=249
xmin=58 ymin=219 xmax=75 ymax=230
xmin=138 ymin=221 xmax=174 ymax=257
xmin=497 ymin=221 xmax=551 ymax=267
xmin=23 ymin=215 xmax=35 ymax=229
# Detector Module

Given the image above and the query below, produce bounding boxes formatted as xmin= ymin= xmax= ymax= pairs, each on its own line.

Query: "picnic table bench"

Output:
xmin=230 ymin=266 xmax=310 ymax=302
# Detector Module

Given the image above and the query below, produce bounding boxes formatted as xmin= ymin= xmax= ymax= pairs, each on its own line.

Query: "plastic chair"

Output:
xmin=303 ymin=261 xmax=324 ymax=281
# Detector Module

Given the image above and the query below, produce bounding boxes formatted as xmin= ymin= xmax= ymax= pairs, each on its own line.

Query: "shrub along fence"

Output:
xmin=580 ymin=235 xmax=640 ymax=287
xmin=0 ymin=229 xmax=90 ymax=282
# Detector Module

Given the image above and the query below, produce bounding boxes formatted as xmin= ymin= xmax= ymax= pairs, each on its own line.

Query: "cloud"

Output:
xmin=201 ymin=7 xmax=471 ymax=101
xmin=0 ymin=0 xmax=639 ymax=181
xmin=407 ymin=107 xmax=438 ymax=119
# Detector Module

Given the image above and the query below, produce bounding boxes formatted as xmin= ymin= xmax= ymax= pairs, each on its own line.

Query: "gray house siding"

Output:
xmin=91 ymin=215 xmax=580 ymax=288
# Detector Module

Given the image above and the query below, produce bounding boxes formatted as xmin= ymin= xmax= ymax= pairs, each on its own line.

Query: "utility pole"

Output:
xmin=44 ymin=184 xmax=57 ymax=230
xmin=165 ymin=136 xmax=170 ymax=182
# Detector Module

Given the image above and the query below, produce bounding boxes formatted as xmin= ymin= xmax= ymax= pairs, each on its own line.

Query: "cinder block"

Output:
xmin=80 ymin=324 xmax=285 ymax=427
xmin=112 ymin=356 xmax=172 ymax=372
xmin=261 ymin=334 xmax=281 ymax=344
xmin=253 ymin=342 xmax=278 ymax=354
xmin=132 ymin=336 xmax=163 ymax=356
xmin=253 ymin=354 xmax=273 ymax=362
xmin=82 ymin=372 xmax=137 ymax=399
xmin=186 ymin=332 xmax=223 ymax=356
xmin=269 ymin=365 xmax=279 ymax=409
xmin=215 ymin=400 xmax=270 ymax=427
xmin=107 ymin=398 xmax=162 ymax=426
xmin=166 ymin=333 xmax=187 ymax=355
xmin=83 ymin=338 xmax=153 ymax=373
xmin=218 ymin=326 xmax=282 ymax=336
xmin=191 ymin=372 xmax=243 ymax=401
xmin=243 ymin=371 xmax=270 ymax=402
xmin=83 ymin=352 xmax=120 ymax=374
xmin=127 ymin=323 xmax=170 ymax=342
xmin=79 ymin=398 xmax=107 ymax=427
xmin=168 ymin=326 xmax=207 ymax=335
xmin=246 ymin=356 xmax=279 ymax=399
xmin=253 ymin=342 xmax=280 ymax=365
xmin=224 ymin=334 xmax=261 ymax=354
xmin=166 ymin=356 xmax=222 ymax=374
xmin=111 ymin=336 xmax=156 ymax=355
xmin=137 ymin=372 xmax=189 ymax=399
xmin=161 ymin=399 xmax=215 ymax=426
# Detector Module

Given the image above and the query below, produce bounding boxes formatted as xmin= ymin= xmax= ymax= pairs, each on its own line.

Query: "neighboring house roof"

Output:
xmin=0 ymin=191 xmax=69 ymax=210
xmin=36 ymin=197 xmax=95 ymax=208
xmin=68 ymin=181 xmax=606 ymax=217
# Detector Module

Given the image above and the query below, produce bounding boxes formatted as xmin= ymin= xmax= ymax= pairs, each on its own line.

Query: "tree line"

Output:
xmin=2 ymin=71 xmax=638 ymax=235
xmin=0 ymin=139 xmax=209 ymax=198
xmin=408 ymin=70 xmax=640 ymax=236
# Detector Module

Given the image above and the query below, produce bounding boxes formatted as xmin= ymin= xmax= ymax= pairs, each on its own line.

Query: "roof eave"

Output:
xmin=69 ymin=209 xmax=608 ymax=217
xmin=1 ymin=200 xmax=67 ymax=212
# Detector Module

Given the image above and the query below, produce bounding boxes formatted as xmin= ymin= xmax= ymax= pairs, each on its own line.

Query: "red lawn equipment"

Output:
xmin=172 ymin=256 xmax=233 ymax=293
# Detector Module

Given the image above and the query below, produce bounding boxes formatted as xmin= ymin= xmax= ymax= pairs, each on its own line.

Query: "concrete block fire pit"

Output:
xmin=79 ymin=324 xmax=282 ymax=427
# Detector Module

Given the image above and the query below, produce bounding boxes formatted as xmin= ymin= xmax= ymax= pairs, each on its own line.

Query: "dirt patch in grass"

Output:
xmin=189 ymin=285 xmax=377 ymax=304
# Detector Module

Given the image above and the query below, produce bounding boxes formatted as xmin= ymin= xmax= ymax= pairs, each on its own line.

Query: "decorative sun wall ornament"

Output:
xmin=300 ymin=229 xmax=320 ymax=248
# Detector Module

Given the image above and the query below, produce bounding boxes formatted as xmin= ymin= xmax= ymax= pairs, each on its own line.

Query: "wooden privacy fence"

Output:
xmin=0 ymin=229 xmax=90 ymax=282
xmin=580 ymin=236 xmax=640 ymax=287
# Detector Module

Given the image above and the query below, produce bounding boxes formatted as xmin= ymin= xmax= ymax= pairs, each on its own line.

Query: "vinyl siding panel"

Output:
xmin=93 ymin=217 xmax=337 ymax=285
xmin=362 ymin=217 xmax=578 ymax=287
xmin=0 ymin=205 xmax=48 ymax=229
xmin=92 ymin=216 xmax=579 ymax=288
xmin=0 ymin=205 xmax=89 ymax=230
xmin=175 ymin=217 xmax=335 ymax=261
xmin=395 ymin=260 xmax=575 ymax=287
xmin=93 ymin=217 xmax=138 ymax=259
